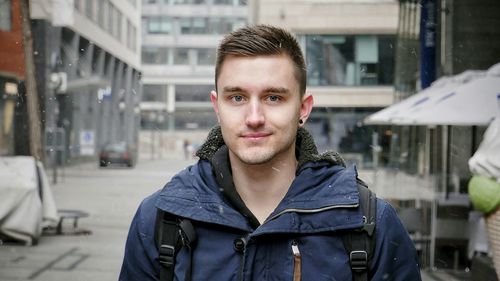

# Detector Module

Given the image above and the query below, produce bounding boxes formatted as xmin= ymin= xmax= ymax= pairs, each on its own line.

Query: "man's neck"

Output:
xmin=229 ymin=151 xmax=297 ymax=224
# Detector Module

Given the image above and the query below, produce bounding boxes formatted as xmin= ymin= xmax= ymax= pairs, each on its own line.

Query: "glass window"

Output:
xmin=173 ymin=48 xmax=189 ymax=65
xmin=304 ymin=35 xmax=395 ymax=86
xmin=213 ymin=0 xmax=231 ymax=5
xmin=108 ymin=3 xmax=115 ymax=35
xmin=147 ymin=16 xmax=172 ymax=34
xmin=85 ymin=0 xmax=94 ymax=20
xmin=213 ymin=0 xmax=246 ymax=5
xmin=143 ymin=85 xmax=166 ymax=102
xmin=229 ymin=18 xmax=246 ymax=31
xmin=142 ymin=47 xmax=169 ymax=64
xmin=116 ymin=10 xmax=122 ymax=41
xmin=101 ymin=0 xmax=108 ymax=31
xmin=307 ymin=108 xmax=378 ymax=167
xmin=127 ymin=20 xmax=137 ymax=51
xmin=127 ymin=20 xmax=132 ymax=49
xmin=143 ymin=0 xmax=158 ymax=4
xmin=306 ymin=35 xmax=352 ymax=86
xmin=132 ymin=26 xmax=137 ymax=51
xmin=147 ymin=16 xmax=161 ymax=33
xmin=180 ymin=17 xmax=209 ymax=34
xmin=180 ymin=18 xmax=191 ymax=34
xmin=172 ymin=0 xmax=206 ymax=4
xmin=0 ymin=0 xmax=11 ymax=31
xmin=221 ymin=18 xmax=245 ymax=34
xmin=378 ymin=36 xmax=396 ymax=85
xmin=196 ymin=48 xmax=216 ymax=65
xmin=173 ymin=111 xmax=217 ymax=130
xmin=221 ymin=19 xmax=234 ymax=33
xmin=175 ymin=85 xmax=213 ymax=102
xmin=192 ymin=18 xmax=207 ymax=33
xmin=208 ymin=18 xmax=222 ymax=34
xmin=97 ymin=0 xmax=105 ymax=27
xmin=356 ymin=36 xmax=378 ymax=85
xmin=160 ymin=17 xmax=172 ymax=34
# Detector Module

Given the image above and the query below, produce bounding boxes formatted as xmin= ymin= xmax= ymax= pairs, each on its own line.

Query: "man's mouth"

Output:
xmin=240 ymin=132 xmax=272 ymax=140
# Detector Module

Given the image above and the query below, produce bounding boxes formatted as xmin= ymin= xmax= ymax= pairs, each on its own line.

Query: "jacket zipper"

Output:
xmin=238 ymin=252 xmax=246 ymax=281
xmin=265 ymin=203 xmax=358 ymax=223
xmin=292 ymin=240 xmax=301 ymax=281
xmin=237 ymin=236 xmax=249 ymax=281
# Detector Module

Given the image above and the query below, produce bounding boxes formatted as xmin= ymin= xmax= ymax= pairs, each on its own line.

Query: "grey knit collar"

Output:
xmin=195 ymin=126 xmax=345 ymax=169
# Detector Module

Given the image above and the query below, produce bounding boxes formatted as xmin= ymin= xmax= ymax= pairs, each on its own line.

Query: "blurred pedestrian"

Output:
xmin=468 ymin=117 xmax=500 ymax=280
xmin=183 ymin=139 xmax=190 ymax=160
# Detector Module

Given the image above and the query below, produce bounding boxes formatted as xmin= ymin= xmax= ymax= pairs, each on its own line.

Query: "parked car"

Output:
xmin=99 ymin=142 xmax=135 ymax=168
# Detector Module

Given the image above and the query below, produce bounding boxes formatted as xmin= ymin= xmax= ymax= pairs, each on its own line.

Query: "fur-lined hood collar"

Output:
xmin=195 ymin=126 xmax=345 ymax=169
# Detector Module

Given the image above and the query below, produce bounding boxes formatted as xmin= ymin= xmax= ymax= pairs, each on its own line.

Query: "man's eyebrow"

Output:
xmin=221 ymin=86 xmax=290 ymax=94
xmin=264 ymin=87 xmax=290 ymax=94
xmin=222 ymin=86 xmax=243 ymax=93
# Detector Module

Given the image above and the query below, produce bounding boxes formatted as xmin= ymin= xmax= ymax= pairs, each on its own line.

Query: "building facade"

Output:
xmin=376 ymin=0 xmax=500 ymax=273
xmin=255 ymin=0 xmax=399 ymax=166
xmin=18 ymin=0 xmax=143 ymax=163
xmin=140 ymin=0 xmax=249 ymax=132
xmin=0 ymin=0 xmax=24 ymax=156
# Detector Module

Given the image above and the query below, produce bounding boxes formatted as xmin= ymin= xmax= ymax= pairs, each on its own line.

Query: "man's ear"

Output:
xmin=299 ymin=92 xmax=314 ymax=126
xmin=210 ymin=90 xmax=220 ymax=122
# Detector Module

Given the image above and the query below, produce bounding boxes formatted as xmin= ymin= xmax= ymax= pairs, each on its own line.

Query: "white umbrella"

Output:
xmin=364 ymin=65 xmax=499 ymax=126
xmin=400 ymin=64 xmax=500 ymax=126
xmin=363 ymin=76 xmax=459 ymax=124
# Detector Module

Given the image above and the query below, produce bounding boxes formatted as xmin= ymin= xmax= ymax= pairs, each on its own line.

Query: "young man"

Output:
xmin=119 ymin=25 xmax=422 ymax=281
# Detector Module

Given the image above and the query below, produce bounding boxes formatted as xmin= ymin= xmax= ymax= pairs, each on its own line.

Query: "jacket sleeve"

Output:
xmin=370 ymin=200 xmax=422 ymax=281
xmin=119 ymin=193 xmax=160 ymax=281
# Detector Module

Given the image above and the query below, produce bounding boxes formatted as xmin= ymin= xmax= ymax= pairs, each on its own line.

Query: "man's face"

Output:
xmin=211 ymin=54 xmax=313 ymax=166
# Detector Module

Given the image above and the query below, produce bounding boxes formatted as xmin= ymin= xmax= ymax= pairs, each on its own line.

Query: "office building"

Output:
xmin=13 ymin=0 xmax=143 ymax=161
xmin=140 ymin=0 xmax=249 ymax=131
xmin=255 ymin=0 xmax=399 ymax=166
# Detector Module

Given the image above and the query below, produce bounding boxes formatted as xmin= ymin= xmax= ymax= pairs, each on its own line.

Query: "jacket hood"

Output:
xmin=156 ymin=126 xmax=364 ymax=235
xmin=195 ymin=125 xmax=346 ymax=171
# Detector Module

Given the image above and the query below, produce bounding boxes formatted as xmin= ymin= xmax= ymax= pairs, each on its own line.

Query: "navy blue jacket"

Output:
xmin=119 ymin=128 xmax=421 ymax=281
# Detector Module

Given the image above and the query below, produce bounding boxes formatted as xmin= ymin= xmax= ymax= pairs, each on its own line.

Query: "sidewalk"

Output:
xmin=0 ymin=155 xmax=194 ymax=281
xmin=0 ymin=155 xmax=473 ymax=281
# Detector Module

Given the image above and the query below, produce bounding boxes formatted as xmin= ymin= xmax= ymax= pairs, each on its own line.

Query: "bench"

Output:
xmin=56 ymin=209 xmax=90 ymax=235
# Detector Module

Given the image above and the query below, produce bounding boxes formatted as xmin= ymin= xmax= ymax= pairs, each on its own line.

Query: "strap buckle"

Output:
xmin=179 ymin=219 xmax=197 ymax=247
xmin=158 ymin=245 xmax=175 ymax=267
xmin=350 ymin=250 xmax=368 ymax=271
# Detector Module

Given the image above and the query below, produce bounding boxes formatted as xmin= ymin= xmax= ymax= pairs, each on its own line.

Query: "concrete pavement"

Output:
xmin=0 ymin=154 xmax=195 ymax=281
xmin=0 ymin=154 xmax=470 ymax=281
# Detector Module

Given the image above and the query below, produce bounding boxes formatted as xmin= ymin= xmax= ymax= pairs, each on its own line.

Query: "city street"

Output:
xmin=0 ymin=155 xmax=468 ymax=281
xmin=0 ymin=154 xmax=195 ymax=281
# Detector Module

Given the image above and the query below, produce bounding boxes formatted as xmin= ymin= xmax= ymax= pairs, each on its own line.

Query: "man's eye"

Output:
xmin=267 ymin=95 xmax=281 ymax=102
xmin=231 ymin=95 xmax=244 ymax=102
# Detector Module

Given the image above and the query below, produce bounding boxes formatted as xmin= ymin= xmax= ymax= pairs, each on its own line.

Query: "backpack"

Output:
xmin=155 ymin=179 xmax=377 ymax=281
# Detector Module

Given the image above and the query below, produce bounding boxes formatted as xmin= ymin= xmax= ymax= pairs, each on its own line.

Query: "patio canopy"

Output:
xmin=364 ymin=63 xmax=500 ymax=126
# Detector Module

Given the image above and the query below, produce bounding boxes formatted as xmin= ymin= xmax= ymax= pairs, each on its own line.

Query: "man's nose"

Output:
xmin=245 ymin=99 xmax=265 ymax=127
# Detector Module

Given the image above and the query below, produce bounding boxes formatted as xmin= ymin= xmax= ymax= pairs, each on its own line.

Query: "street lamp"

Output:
xmin=119 ymin=101 xmax=126 ymax=112
xmin=147 ymin=111 xmax=165 ymax=160
xmin=47 ymin=72 xmax=66 ymax=184
xmin=118 ymin=90 xmax=126 ymax=142
xmin=133 ymin=106 xmax=140 ymax=116
xmin=157 ymin=113 xmax=165 ymax=159
xmin=148 ymin=112 xmax=157 ymax=160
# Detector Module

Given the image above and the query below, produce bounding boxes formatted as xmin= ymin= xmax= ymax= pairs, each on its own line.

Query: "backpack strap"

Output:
xmin=155 ymin=210 xmax=197 ymax=281
xmin=342 ymin=178 xmax=377 ymax=281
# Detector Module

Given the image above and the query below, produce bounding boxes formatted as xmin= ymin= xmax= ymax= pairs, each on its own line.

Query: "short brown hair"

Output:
xmin=215 ymin=25 xmax=307 ymax=95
